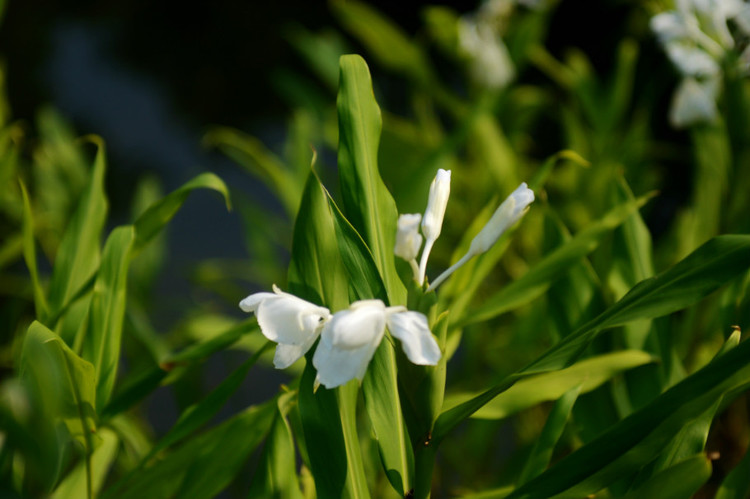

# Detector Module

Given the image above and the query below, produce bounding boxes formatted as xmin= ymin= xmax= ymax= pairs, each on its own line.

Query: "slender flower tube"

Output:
xmin=240 ymin=285 xmax=331 ymax=369
xmin=418 ymin=169 xmax=451 ymax=285
xmin=428 ymin=182 xmax=534 ymax=292
xmin=313 ymin=300 xmax=441 ymax=389
xmin=394 ymin=213 xmax=423 ymax=282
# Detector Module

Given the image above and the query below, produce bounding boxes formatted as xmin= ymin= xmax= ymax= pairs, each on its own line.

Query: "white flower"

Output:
xmin=395 ymin=213 xmax=423 ymax=282
xmin=418 ymin=169 xmax=451 ymax=285
xmin=666 ymin=44 xmax=720 ymax=77
xmin=428 ymin=182 xmax=534 ymax=292
xmin=240 ymin=285 xmax=331 ymax=369
xmin=458 ymin=17 xmax=515 ymax=90
xmin=313 ymin=300 xmax=441 ymax=389
xmin=669 ymin=77 xmax=720 ymax=127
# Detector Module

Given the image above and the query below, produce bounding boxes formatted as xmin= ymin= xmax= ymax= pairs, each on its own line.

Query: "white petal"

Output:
xmin=666 ymin=44 xmax=719 ymax=77
xmin=256 ymin=295 xmax=329 ymax=345
xmin=326 ymin=300 xmax=386 ymax=350
xmin=272 ymin=331 xmax=319 ymax=369
xmin=669 ymin=77 xmax=718 ymax=127
xmin=386 ymin=311 xmax=441 ymax=365
xmin=394 ymin=214 xmax=423 ymax=261
xmin=239 ymin=292 xmax=276 ymax=312
xmin=313 ymin=330 xmax=382 ymax=389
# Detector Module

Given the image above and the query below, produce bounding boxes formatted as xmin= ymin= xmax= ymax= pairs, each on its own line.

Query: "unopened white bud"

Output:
xmin=421 ymin=169 xmax=451 ymax=243
xmin=427 ymin=182 xmax=534 ymax=292
xmin=469 ymin=182 xmax=534 ymax=255
xmin=394 ymin=214 xmax=423 ymax=262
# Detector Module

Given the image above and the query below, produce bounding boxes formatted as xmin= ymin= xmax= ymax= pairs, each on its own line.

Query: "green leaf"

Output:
xmin=19 ymin=180 xmax=48 ymax=317
xmin=164 ymin=318 xmax=259 ymax=364
xmin=52 ymin=428 xmax=119 ymax=499
xmin=20 ymin=322 xmax=97 ymax=449
xmin=289 ymin=170 xmax=367 ymax=499
xmin=504 ymin=338 xmax=750 ymax=499
xmin=517 ymin=384 xmax=582 ymax=484
xmin=104 ymin=401 xmax=276 ymax=499
xmin=620 ymin=455 xmax=711 ymax=499
xmin=81 ymin=225 xmax=135 ymax=413
xmin=298 ymin=363 xmax=368 ymax=499
xmin=443 ymin=351 xmax=654 ymax=421
xmin=336 ymin=54 xmax=406 ymax=305
xmin=202 ymin=127 xmax=299 ymax=216
xmin=248 ymin=391 xmax=304 ymax=499
xmin=327 ymin=191 xmax=414 ymax=495
xmin=331 ymin=2 xmax=429 ymax=81
xmin=523 ymin=234 xmax=750 ymax=375
xmin=47 ymin=137 xmax=107 ymax=326
xmin=288 ymin=169 xmax=349 ymax=310
xmin=435 ymin=235 xmax=750 ymax=439
xmin=143 ymin=344 xmax=270 ymax=463
xmin=133 ymin=172 xmax=231 ymax=254
xmin=464 ymin=194 xmax=651 ymax=325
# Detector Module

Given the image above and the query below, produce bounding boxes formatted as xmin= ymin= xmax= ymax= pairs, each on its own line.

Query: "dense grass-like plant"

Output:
xmin=3 ymin=1 xmax=750 ymax=498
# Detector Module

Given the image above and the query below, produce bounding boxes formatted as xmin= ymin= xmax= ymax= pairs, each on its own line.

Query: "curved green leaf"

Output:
xmin=47 ymin=137 xmax=107 ymax=325
xmin=133 ymin=172 xmax=231 ymax=254
xmin=81 ymin=225 xmax=135 ymax=413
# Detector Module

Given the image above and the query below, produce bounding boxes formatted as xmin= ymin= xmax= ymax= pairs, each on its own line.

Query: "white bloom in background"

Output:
xmin=395 ymin=213 xmax=423 ymax=282
xmin=458 ymin=17 xmax=515 ymax=90
xmin=669 ymin=77 xmax=720 ymax=127
xmin=418 ymin=169 xmax=451 ymax=285
xmin=313 ymin=300 xmax=441 ymax=389
xmin=666 ymin=43 xmax=721 ymax=77
xmin=427 ymin=183 xmax=535 ymax=292
xmin=240 ymin=285 xmax=331 ymax=369
xmin=651 ymin=0 xmax=750 ymax=128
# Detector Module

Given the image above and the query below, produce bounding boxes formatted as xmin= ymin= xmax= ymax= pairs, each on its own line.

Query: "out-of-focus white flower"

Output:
xmin=650 ymin=0 xmax=749 ymax=128
xmin=418 ymin=169 xmax=451 ymax=285
xmin=666 ymin=43 xmax=721 ymax=76
xmin=240 ymin=285 xmax=331 ymax=369
xmin=458 ymin=17 xmax=515 ymax=90
xmin=669 ymin=77 xmax=720 ymax=127
xmin=395 ymin=214 xmax=423 ymax=281
xmin=313 ymin=300 xmax=441 ymax=389
xmin=427 ymin=183 xmax=534 ymax=292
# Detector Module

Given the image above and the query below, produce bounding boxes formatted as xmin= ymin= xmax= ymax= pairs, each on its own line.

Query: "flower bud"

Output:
xmin=394 ymin=213 xmax=423 ymax=262
xmin=469 ymin=182 xmax=534 ymax=255
xmin=421 ymin=169 xmax=451 ymax=243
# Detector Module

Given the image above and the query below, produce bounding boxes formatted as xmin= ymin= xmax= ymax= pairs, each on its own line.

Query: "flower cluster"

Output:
xmin=241 ymin=169 xmax=533 ymax=390
xmin=651 ymin=0 xmax=750 ymax=127
xmin=240 ymin=286 xmax=441 ymax=389
xmin=395 ymin=169 xmax=535 ymax=291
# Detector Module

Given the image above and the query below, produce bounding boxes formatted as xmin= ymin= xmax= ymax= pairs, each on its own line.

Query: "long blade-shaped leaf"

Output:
xmin=435 ymin=235 xmax=750 ymax=440
xmin=104 ymin=401 xmax=276 ymax=499
xmin=524 ymin=234 xmax=750 ymax=374
xmin=504 ymin=338 xmax=750 ymax=498
xmin=19 ymin=180 xmax=48 ymax=317
xmin=20 ymin=322 xmax=97 ymax=449
xmin=328 ymin=193 xmax=414 ymax=495
xmin=81 ymin=225 xmax=135 ymax=413
xmin=289 ymin=169 xmax=367 ymax=499
xmin=337 ymin=54 xmax=406 ymax=305
xmin=47 ymin=138 xmax=107 ymax=324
